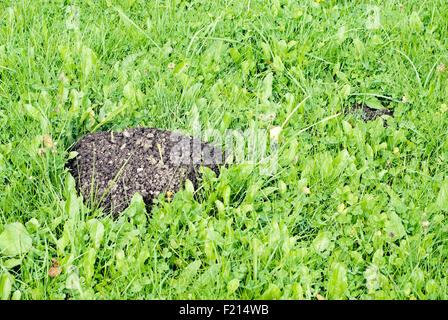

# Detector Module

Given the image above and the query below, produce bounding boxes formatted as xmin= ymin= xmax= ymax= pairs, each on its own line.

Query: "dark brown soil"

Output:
xmin=67 ymin=127 xmax=223 ymax=217
xmin=345 ymin=102 xmax=394 ymax=122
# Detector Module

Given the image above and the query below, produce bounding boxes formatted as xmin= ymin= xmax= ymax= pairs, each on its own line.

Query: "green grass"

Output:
xmin=1 ymin=0 xmax=448 ymax=299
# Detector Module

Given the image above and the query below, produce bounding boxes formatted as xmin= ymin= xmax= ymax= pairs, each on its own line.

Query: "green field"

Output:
xmin=1 ymin=0 xmax=448 ymax=300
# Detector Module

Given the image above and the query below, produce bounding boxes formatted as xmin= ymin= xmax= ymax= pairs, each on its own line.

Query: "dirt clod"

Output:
xmin=67 ymin=127 xmax=223 ymax=217
xmin=345 ymin=102 xmax=394 ymax=122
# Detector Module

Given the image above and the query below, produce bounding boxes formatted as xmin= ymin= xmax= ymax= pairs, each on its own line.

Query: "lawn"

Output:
xmin=1 ymin=0 xmax=448 ymax=300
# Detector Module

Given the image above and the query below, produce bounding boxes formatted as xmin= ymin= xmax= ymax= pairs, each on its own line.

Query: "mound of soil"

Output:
xmin=345 ymin=102 xmax=394 ymax=122
xmin=67 ymin=127 xmax=223 ymax=217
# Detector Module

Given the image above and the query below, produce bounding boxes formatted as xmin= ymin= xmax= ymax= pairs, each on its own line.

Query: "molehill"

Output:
xmin=66 ymin=127 xmax=223 ymax=217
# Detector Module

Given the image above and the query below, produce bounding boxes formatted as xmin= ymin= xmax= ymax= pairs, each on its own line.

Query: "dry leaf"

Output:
xmin=316 ymin=294 xmax=325 ymax=300
xmin=49 ymin=258 xmax=62 ymax=278
xmin=49 ymin=265 xmax=62 ymax=278
xmin=43 ymin=134 xmax=53 ymax=148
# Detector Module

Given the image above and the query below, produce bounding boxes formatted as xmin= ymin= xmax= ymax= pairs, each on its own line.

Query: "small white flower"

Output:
xmin=302 ymin=186 xmax=311 ymax=195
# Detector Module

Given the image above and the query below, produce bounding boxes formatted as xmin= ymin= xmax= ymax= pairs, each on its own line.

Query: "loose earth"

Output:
xmin=346 ymin=102 xmax=394 ymax=122
xmin=67 ymin=127 xmax=223 ymax=217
